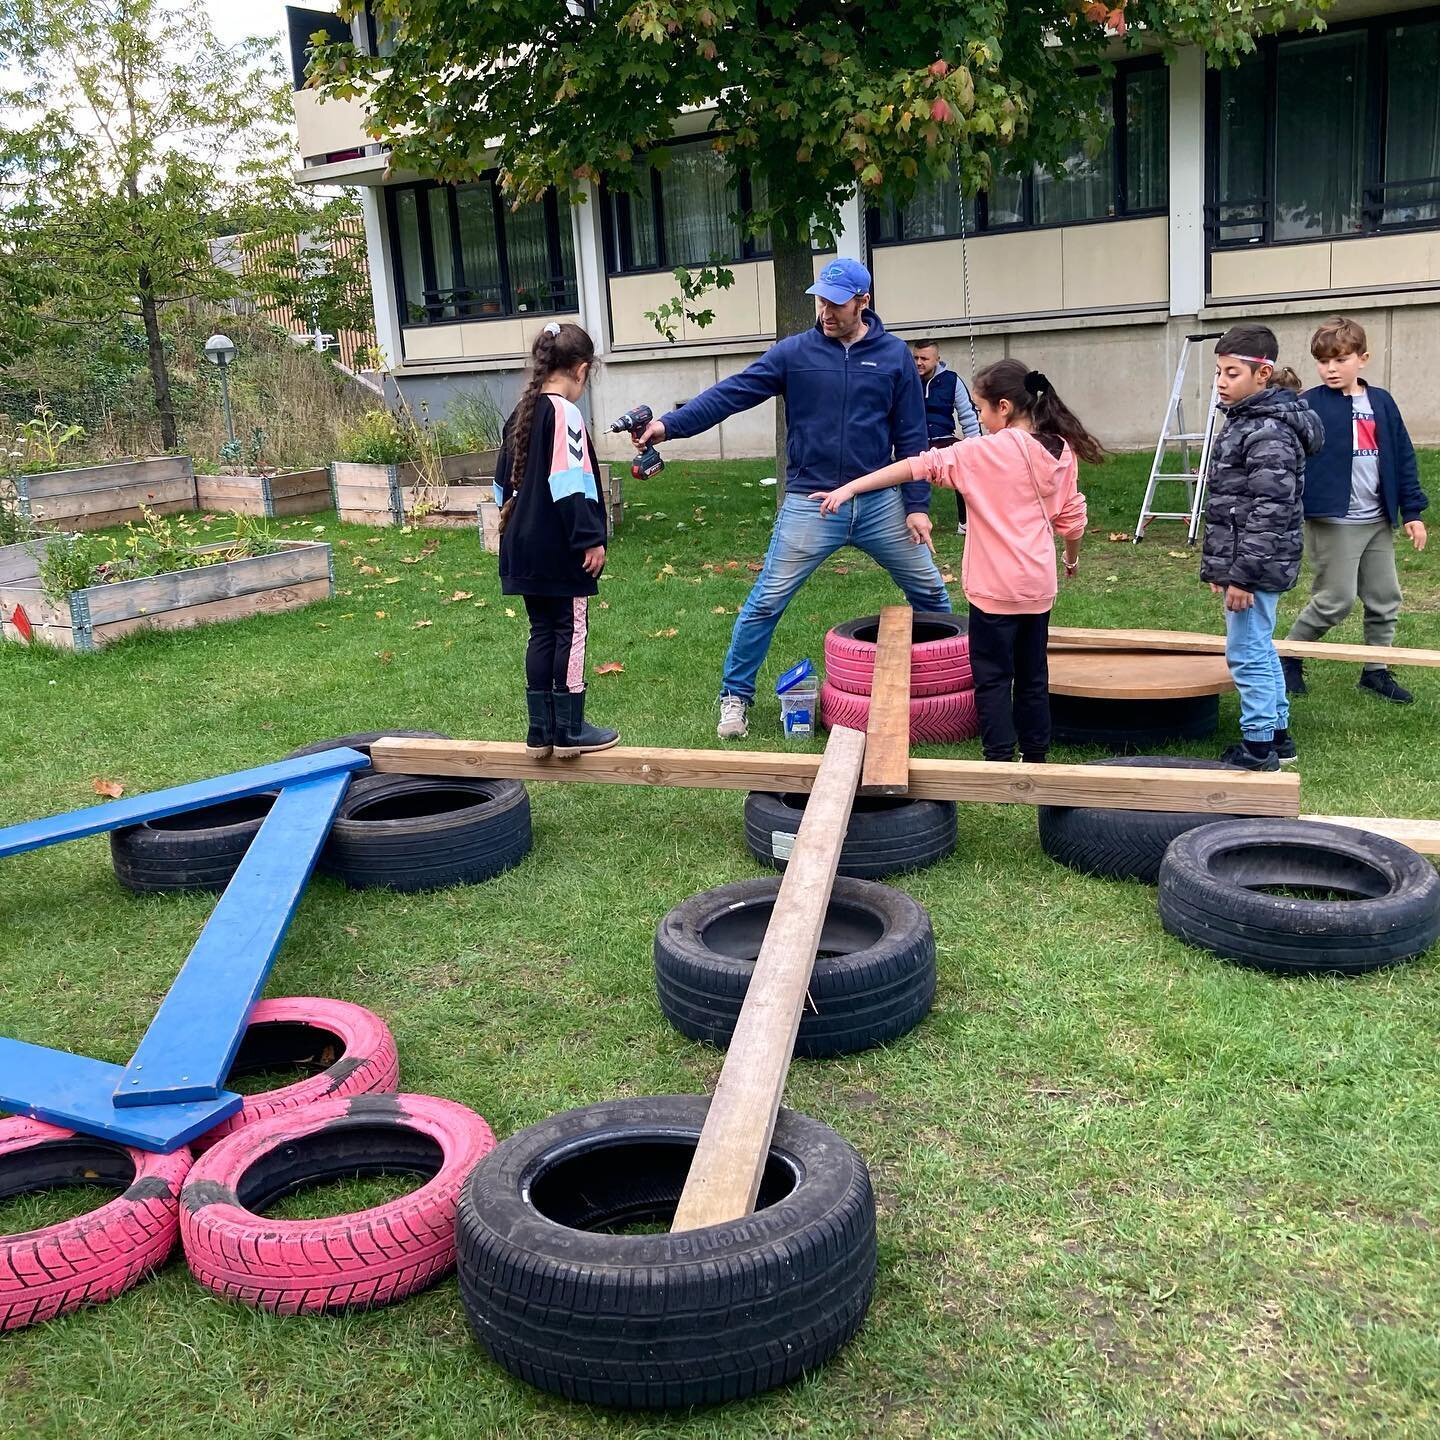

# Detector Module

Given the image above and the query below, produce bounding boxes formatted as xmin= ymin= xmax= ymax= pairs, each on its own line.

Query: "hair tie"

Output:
xmin=543 ymin=321 xmax=562 ymax=337
xmin=1024 ymin=370 xmax=1049 ymax=397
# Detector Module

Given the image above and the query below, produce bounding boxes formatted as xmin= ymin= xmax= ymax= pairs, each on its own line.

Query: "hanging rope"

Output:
xmin=957 ymin=186 xmax=978 ymax=379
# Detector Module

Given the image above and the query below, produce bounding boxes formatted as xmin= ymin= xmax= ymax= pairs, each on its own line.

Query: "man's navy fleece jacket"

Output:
xmin=659 ymin=310 xmax=932 ymax=514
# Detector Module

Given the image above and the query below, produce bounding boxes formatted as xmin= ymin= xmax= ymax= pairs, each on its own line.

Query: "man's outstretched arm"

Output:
xmin=653 ymin=342 xmax=791 ymax=442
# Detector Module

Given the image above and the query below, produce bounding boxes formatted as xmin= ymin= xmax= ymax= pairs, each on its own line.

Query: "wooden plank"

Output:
xmin=0 ymin=586 xmax=73 ymax=647
xmin=331 ymin=462 xmax=395 ymax=488
xmin=338 ymin=507 xmax=399 ymax=527
xmin=269 ymin=491 xmax=330 ymax=518
xmin=0 ymin=536 xmax=52 ymax=587
xmin=368 ymin=738 xmax=1301 ymax=816
xmin=0 ymin=1039 xmax=241 ymax=1152
xmin=859 ymin=605 xmax=912 ymax=795
xmin=88 ymin=576 xmax=332 ymax=645
xmin=265 ymin=467 xmax=329 ymax=499
xmin=1301 ymin=815 xmax=1440 ymax=856
xmin=82 ymin=543 xmax=330 ymax=625
xmin=672 ymin=725 xmax=866 ymax=1231
xmin=0 ymin=747 xmax=369 ymax=860
xmin=19 ymin=457 xmax=192 ymax=501
xmin=29 ymin=497 xmax=195 ymax=534
xmin=1048 ymin=650 xmax=1235 ymax=700
xmin=1050 ymin=626 xmax=1440 ymax=669
xmin=333 ymin=483 xmax=399 ymax=510
xmin=115 ymin=770 xmax=352 ymax=1106
xmin=30 ymin=475 xmax=195 ymax=524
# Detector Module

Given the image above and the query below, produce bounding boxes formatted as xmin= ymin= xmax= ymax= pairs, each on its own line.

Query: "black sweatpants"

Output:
xmin=522 ymin=594 xmax=589 ymax=694
xmin=967 ymin=603 xmax=1051 ymax=761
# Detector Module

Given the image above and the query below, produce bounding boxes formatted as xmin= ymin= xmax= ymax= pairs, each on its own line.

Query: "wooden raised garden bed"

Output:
xmin=332 ymin=450 xmax=500 ymax=527
xmin=0 ymin=539 xmax=332 ymax=650
xmin=478 ymin=464 xmax=621 ymax=554
xmin=14 ymin=457 xmax=197 ymax=532
xmin=195 ymin=468 xmax=331 ymax=519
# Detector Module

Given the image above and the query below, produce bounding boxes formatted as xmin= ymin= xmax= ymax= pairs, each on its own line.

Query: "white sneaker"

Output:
xmin=956 ymin=522 xmax=966 ymax=535
xmin=717 ymin=695 xmax=750 ymax=739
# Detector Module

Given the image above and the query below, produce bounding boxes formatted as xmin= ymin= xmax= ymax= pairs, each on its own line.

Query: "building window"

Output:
xmin=1208 ymin=15 xmax=1440 ymax=249
xmin=600 ymin=139 xmax=771 ymax=274
xmin=385 ymin=178 xmax=578 ymax=325
xmin=868 ymin=60 xmax=1166 ymax=244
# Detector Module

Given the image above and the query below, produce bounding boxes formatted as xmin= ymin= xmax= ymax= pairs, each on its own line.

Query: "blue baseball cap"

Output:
xmin=806 ymin=257 xmax=872 ymax=304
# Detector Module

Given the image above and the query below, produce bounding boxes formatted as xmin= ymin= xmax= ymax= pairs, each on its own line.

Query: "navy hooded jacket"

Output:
xmin=659 ymin=310 xmax=931 ymax=514
xmin=1299 ymin=382 xmax=1429 ymax=526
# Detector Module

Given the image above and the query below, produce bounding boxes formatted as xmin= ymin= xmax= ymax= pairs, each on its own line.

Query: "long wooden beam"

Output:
xmin=1302 ymin=815 xmax=1440 ymax=856
xmin=671 ymin=725 xmax=866 ymax=1232
xmin=370 ymin=738 xmax=1300 ymax=817
xmin=1049 ymin=626 xmax=1440 ymax=669
xmin=859 ymin=605 xmax=911 ymax=796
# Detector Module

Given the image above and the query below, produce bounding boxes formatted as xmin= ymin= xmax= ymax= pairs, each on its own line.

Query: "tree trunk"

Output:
xmin=138 ymin=278 xmax=178 ymax=452
xmin=770 ymin=223 xmax=815 ymax=508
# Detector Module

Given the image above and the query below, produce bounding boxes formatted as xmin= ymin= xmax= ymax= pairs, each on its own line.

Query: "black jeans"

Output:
xmin=967 ymin=604 xmax=1051 ymax=761
xmin=523 ymin=594 xmax=589 ymax=693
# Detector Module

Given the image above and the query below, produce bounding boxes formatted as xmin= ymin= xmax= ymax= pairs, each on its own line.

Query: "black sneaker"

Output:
xmin=1272 ymin=729 xmax=1298 ymax=767
xmin=1358 ymin=668 xmax=1413 ymax=705
xmin=1219 ymin=742 xmax=1280 ymax=772
xmin=1281 ymin=656 xmax=1307 ymax=696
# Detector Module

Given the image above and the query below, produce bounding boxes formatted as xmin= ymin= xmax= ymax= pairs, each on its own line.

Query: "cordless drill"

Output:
xmin=609 ymin=405 xmax=665 ymax=481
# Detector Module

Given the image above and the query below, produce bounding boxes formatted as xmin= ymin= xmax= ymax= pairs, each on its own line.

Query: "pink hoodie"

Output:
xmin=908 ymin=428 xmax=1088 ymax=615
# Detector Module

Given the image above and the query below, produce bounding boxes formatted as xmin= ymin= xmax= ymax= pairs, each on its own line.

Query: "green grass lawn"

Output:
xmin=2 ymin=452 xmax=1439 ymax=1439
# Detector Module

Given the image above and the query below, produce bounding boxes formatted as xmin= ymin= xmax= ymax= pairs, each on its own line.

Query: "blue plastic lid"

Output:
xmin=776 ymin=658 xmax=815 ymax=694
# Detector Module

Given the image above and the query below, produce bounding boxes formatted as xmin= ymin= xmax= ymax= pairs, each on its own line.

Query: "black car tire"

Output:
xmin=1050 ymin=694 xmax=1219 ymax=751
xmin=456 ymin=1094 xmax=876 ymax=1410
xmin=744 ymin=790 xmax=957 ymax=880
xmin=1158 ymin=818 xmax=1440 ymax=975
xmin=655 ymin=876 xmax=936 ymax=1056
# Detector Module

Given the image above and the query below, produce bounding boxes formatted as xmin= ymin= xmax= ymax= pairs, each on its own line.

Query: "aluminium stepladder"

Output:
xmin=1134 ymin=331 xmax=1225 ymax=544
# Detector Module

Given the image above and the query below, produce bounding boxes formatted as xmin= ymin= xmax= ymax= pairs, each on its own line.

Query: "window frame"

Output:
xmin=598 ymin=134 xmax=773 ymax=277
xmin=867 ymin=56 xmax=1168 ymax=250
xmin=384 ymin=176 xmax=579 ymax=327
xmin=1204 ymin=7 xmax=1440 ymax=253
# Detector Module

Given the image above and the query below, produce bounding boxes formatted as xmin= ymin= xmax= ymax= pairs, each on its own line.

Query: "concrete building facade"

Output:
xmin=287 ymin=2 xmax=1440 ymax=459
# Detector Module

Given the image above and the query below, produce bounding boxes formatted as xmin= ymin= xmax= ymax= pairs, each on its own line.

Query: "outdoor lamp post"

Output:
xmin=203 ymin=332 xmax=238 ymax=445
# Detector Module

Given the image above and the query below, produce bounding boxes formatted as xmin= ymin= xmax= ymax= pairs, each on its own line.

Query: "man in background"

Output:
xmin=913 ymin=339 xmax=980 ymax=533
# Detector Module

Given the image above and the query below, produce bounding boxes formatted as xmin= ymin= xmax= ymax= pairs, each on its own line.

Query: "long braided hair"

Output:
xmin=505 ymin=322 xmax=596 ymax=495
xmin=972 ymin=358 xmax=1105 ymax=466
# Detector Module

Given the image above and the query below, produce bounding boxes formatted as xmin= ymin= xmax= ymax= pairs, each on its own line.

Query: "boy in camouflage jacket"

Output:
xmin=1202 ymin=324 xmax=1325 ymax=770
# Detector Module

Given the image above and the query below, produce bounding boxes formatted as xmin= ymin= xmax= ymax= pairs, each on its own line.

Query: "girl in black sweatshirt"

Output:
xmin=494 ymin=321 xmax=618 ymax=757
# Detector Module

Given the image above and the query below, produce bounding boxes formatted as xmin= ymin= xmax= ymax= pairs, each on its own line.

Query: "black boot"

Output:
xmin=1281 ymin=656 xmax=1307 ymax=696
xmin=525 ymin=690 xmax=555 ymax=759
xmin=553 ymin=689 xmax=620 ymax=758
xmin=1358 ymin=668 xmax=1413 ymax=705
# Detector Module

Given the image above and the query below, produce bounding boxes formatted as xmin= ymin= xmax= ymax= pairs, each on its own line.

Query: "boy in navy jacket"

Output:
xmin=1283 ymin=317 xmax=1429 ymax=703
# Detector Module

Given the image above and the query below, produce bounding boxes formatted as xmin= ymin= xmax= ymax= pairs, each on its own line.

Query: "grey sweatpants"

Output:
xmin=1286 ymin=519 xmax=1402 ymax=671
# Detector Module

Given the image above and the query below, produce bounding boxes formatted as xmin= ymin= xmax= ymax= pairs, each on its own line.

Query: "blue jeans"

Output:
xmin=722 ymin=489 xmax=952 ymax=702
xmin=1225 ymin=589 xmax=1290 ymax=741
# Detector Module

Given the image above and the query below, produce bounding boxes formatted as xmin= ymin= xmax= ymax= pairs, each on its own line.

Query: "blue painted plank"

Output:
xmin=0 ymin=1038 xmax=241 ymax=1152
xmin=113 ymin=770 xmax=352 ymax=1107
xmin=0 ymin=748 xmax=369 ymax=860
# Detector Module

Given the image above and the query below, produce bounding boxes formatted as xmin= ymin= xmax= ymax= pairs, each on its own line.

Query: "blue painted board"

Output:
xmin=0 ymin=748 xmax=369 ymax=860
xmin=113 ymin=770 xmax=352 ymax=1108
xmin=0 ymin=1038 xmax=241 ymax=1152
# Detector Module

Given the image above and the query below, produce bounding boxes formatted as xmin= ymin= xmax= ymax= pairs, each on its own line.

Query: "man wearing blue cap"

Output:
xmin=632 ymin=256 xmax=952 ymax=738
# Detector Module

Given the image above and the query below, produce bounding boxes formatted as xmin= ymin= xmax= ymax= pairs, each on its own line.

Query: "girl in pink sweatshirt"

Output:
xmin=816 ymin=359 xmax=1098 ymax=762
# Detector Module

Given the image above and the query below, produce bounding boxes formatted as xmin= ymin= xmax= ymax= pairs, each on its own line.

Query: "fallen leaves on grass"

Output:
xmin=445 ymin=590 xmax=474 ymax=602
xmin=376 ymin=650 xmax=395 ymax=664
xmin=504 ymin=607 xmax=516 ymax=617
xmin=656 ymin=563 xmax=676 ymax=579
xmin=747 ymin=561 xmax=763 ymax=572
xmin=599 ymin=600 xmax=610 ymax=609
xmin=594 ymin=661 xmax=624 ymax=675
xmin=1167 ymin=550 xmax=1189 ymax=559
xmin=374 ymin=610 xmax=387 ymax=618
xmin=91 ymin=778 xmax=124 ymax=799
xmin=712 ymin=605 xmax=730 ymax=614
xmin=832 ymin=564 xmax=850 ymax=575
xmin=651 ymin=627 xmax=679 ymax=638
xmin=1107 ymin=532 xmax=1128 ymax=542
xmin=412 ymin=619 xmax=433 ymax=629
xmin=383 ymin=577 xmax=401 ymax=585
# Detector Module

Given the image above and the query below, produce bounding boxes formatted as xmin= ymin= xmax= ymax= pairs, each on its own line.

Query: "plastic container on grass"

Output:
xmin=776 ymin=658 xmax=819 ymax=741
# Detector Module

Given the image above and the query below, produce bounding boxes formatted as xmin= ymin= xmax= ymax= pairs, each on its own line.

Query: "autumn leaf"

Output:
xmin=1167 ymin=550 xmax=1189 ymax=559
xmin=91 ymin=777 xmax=124 ymax=798
xmin=712 ymin=605 xmax=729 ymax=614
xmin=832 ymin=565 xmax=850 ymax=575
xmin=376 ymin=649 xmax=395 ymax=664
xmin=656 ymin=563 xmax=676 ymax=579
xmin=724 ymin=559 xmax=740 ymax=569
xmin=412 ymin=619 xmax=433 ymax=629
xmin=598 ymin=600 xmax=610 ymax=609
xmin=1106 ymin=575 xmax=1119 ymax=583
xmin=400 ymin=556 xmax=421 ymax=564
xmin=594 ymin=661 xmax=625 ymax=675
xmin=357 ymin=563 xmax=380 ymax=575
xmin=446 ymin=590 xmax=474 ymax=602
xmin=383 ymin=576 xmax=401 ymax=584
xmin=1107 ymin=533 xmax=1127 ymax=542
xmin=504 ymin=607 xmax=516 ymax=617
xmin=746 ymin=561 xmax=763 ymax=572
xmin=940 ymin=570 xmax=957 ymax=583
xmin=374 ymin=610 xmax=387 ymax=619
xmin=651 ymin=627 xmax=679 ymax=638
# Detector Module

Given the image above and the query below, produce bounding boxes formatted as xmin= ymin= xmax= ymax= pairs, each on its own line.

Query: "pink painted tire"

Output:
xmin=823 ymin=612 xmax=972 ymax=698
xmin=193 ymin=997 xmax=400 ymax=1154
xmin=1 ymin=1117 xmax=191 ymax=1330
xmin=180 ymin=1093 xmax=495 ymax=1314
xmin=820 ymin=680 xmax=980 ymax=744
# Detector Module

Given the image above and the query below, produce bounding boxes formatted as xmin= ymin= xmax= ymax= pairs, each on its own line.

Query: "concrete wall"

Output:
xmin=399 ymin=313 xmax=581 ymax=365
xmin=1211 ymin=232 xmax=1440 ymax=301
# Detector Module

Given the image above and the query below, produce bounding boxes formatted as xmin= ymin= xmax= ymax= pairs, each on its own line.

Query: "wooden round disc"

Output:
xmin=1046 ymin=649 xmax=1235 ymax=700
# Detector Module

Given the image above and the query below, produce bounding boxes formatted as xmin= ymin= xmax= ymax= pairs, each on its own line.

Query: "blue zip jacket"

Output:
xmin=1300 ymin=382 xmax=1429 ymax=525
xmin=923 ymin=363 xmax=981 ymax=442
xmin=659 ymin=310 xmax=931 ymax=514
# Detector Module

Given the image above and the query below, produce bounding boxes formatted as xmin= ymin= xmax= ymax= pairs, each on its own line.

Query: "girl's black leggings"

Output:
xmin=523 ymin=594 xmax=589 ymax=693
xmin=967 ymin=603 xmax=1051 ymax=761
